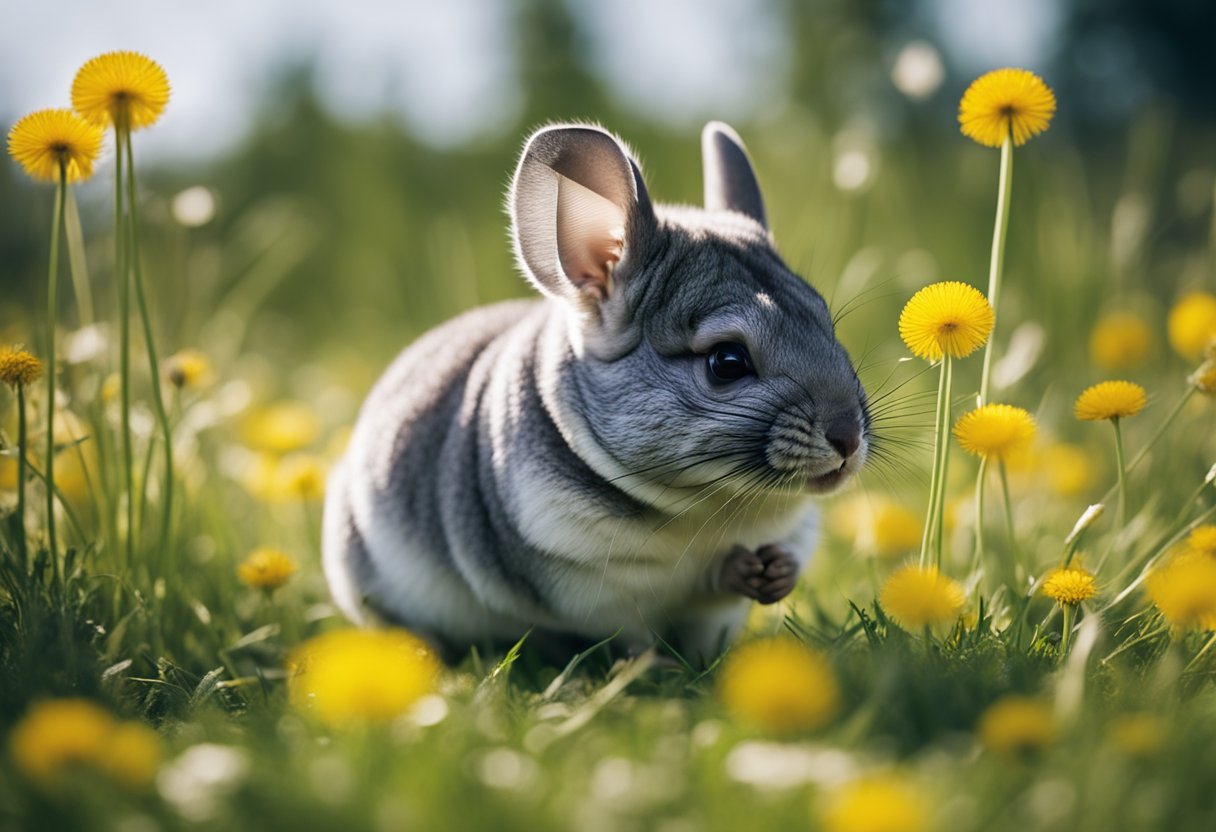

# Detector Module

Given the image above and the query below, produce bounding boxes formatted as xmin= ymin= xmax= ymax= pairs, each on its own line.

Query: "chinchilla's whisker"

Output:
xmin=865 ymin=368 xmax=937 ymax=408
xmin=604 ymin=447 xmax=747 ymax=485
xmin=642 ymin=461 xmax=765 ymax=548
xmin=669 ymin=465 xmax=775 ymax=585
xmin=830 ymin=275 xmax=905 ymax=327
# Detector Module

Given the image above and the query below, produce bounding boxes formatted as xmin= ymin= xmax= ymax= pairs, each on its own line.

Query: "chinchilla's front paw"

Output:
xmin=719 ymin=543 xmax=799 ymax=605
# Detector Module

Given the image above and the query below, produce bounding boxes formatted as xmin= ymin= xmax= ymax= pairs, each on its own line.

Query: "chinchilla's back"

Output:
xmin=324 ymin=298 xmax=553 ymax=645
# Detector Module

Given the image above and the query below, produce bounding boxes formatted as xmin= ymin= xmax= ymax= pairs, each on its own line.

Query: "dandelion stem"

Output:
xmin=935 ymin=358 xmax=955 ymax=568
xmin=15 ymin=384 xmax=28 ymax=569
xmin=1112 ymin=417 xmax=1128 ymax=529
xmin=1101 ymin=387 xmax=1195 ymax=510
xmin=46 ymin=165 xmax=66 ymax=578
xmin=920 ymin=357 xmax=953 ymax=568
xmin=115 ymin=120 xmax=134 ymax=565
xmin=978 ymin=135 xmax=1013 ymax=406
xmin=920 ymin=363 xmax=946 ymax=567
xmin=914 ymin=355 xmax=953 ymax=569
xmin=63 ymin=187 xmax=94 ymax=328
xmin=973 ymin=454 xmax=989 ymax=569
xmin=998 ymin=460 xmax=1016 ymax=552
xmin=1060 ymin=604 xmax=1074 ymax=656
xmin=125 ymin=131 xmax=175 ymax=560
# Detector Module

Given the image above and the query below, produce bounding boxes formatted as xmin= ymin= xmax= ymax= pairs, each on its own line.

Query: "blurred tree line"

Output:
xmin=1 ymin=0 xmax=1212 ymax=382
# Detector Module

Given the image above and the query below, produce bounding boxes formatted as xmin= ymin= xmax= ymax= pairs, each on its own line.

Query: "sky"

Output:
xmin=2 ymin=0 xmax=1059 ymax=161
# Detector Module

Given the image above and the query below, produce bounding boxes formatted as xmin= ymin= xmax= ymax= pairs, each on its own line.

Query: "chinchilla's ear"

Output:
xmin=701 ymin=121 xmax=767 ymax=229
xmin=510 ymin=124 xmax=655 ymax=314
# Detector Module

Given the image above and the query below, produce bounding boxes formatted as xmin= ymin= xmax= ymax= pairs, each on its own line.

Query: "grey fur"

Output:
xmin=323 ymin=123 xmax=869 ymax=663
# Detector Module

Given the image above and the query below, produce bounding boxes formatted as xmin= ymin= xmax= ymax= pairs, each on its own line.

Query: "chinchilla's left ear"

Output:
xmin=510 ymin=124 xmax=655 ymax=316
xmin=701 ymin=121 xmax=767 ymax=229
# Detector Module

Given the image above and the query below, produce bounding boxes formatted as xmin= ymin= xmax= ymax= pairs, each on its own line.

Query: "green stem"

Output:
xmin=1112 ymin=418 xmax=1128 ymax=529
xmin=919 ymin=358 xmax=950 ymax=567
xmin=978 ymin=136 xmax=1014 ymax=406
xmin=999 ymin=461 xmax=1017 ymax=554
xmin=64 ymin=187 xmax=94 ymax=328
xmin=115 ymin=121 xmax=134 ymax=565
xmin=125 ymin=131 xmax=175 ymax=560
xmin=973 ymin=454 xmax=989 ymax=572
xmin=138 ymin=430 xmax=157 ymax=536
xmin=1101 ymin=386 xmax=1194 ymax=508
xmin=46 ymin=165 xmax=66 ymax=578
xmin=933 ymin=356 xmax=954 ymax=569
xmin=1060 ymin=604 xmax=1074 ymax=657
xmin=995 ymin=459 xmax=1022 ymax=594
xmin=16 ymin=384 xmax=28 ymax=569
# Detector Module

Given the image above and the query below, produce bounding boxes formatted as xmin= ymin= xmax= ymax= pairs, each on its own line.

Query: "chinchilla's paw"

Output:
xmin=719 ymin=543 xmax=799 ymax=605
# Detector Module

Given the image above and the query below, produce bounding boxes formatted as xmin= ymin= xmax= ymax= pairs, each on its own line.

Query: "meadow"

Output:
xmin=2 ymin=33 xmax=1216 ymax=832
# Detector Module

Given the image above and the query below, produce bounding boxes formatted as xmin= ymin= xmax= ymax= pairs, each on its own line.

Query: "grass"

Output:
xmin=2 ymin=61 xmax=1216 ymax=832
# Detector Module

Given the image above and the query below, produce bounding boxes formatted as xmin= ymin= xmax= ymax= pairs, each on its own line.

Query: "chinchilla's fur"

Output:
xmin=323 ymin=122 xmax=869 ymax=663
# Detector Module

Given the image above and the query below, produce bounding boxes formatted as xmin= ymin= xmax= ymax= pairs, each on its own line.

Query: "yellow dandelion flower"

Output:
xmin=1040 ymin=442 xmax=1094 ymax=497
xmin=879 ymin=565 xmax=965 ymax=631
xmin=1185 ymin=526 xmax=1216 ymax=559
xmin=164 ymin=349 xmax=213 ymax=390
xmin=100 ymin=373 xmax=121 ymax=404
xmin=288 ymin=628 xmax=441 ymax=726
xmin=7 ymin=109 xmax=103 ymax=183
xmin=8 ymin=699 xmax=114 ymax=785
xmin=1167 ymin=292 xmax=1216 ymax=362
xmin=0 ymin=456 xmax=17 ymax=492
xmin=72 ymin=51 xmax=170 ymax=131
xmin=237 ymin=547 xmax=297 ymax=590
xmin=953 ymin=403 xmax=1036 ymax=460
xmin=1040 ymin=567 xmax=1097 ymax=606
xmin=1074 ymin=380 xmax=1146 ymax=421
xmin=1190 ymin=356 xmax=1216 ymax=396
xmin=717 ymin=637 xmax=839 ymax=735
xmin=243 ymin=401 xmax=321 ymax=454
xmin=1089 ymin=312 xmax=1152 ymax=371
xmin=820 ymin=774 xmax=931 ymax=832
xmin=959 ymin=68 xmax=1056 ymax=148
xmin=977 ymin=696 xmax=1057 ymax=756
xmin=898 ymin=281 xmax=995 ymax=362
xmin=1108 ymin=712 xmax=1164 ymax=758
xmin=275 ymin=453 xmax=327 ymax=501
xmin=871 ymin=501 xmax=923 ymax=558
xmin=101 ymin=722 xmax=161 ymax=790
xmin=0 ymin=346 xmax=43 ymax=388
xmin=8 ymin=699 xmax=161 ymax=790
xmin=54 ymin=441 xmax=98 ymax=506
xmin=1146 ymin=551 xmax=1216 ymax=630
xmin=240 ymin=452 xmax=280 ymax=501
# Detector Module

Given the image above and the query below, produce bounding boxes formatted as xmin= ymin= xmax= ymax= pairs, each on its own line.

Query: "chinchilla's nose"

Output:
xmin=825 ymin=413 xmax=862 ymax=459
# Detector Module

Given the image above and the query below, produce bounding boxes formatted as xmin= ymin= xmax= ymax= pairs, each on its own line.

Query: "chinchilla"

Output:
xmin=322 ymin=121 xmax=869 ymax=663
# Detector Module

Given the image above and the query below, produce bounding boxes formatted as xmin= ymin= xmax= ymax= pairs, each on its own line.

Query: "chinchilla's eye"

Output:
xmin=706 ymin=342 xmax=754 ymax=384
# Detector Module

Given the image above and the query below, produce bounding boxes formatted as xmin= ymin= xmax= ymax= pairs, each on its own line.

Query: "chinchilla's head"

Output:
xmin=509 ymin=122 xmax=868 ymax=504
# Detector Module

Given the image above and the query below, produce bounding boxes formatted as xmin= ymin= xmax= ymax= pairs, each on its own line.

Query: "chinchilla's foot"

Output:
xmin=719 ymin=543 xmax=799 ymax=605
